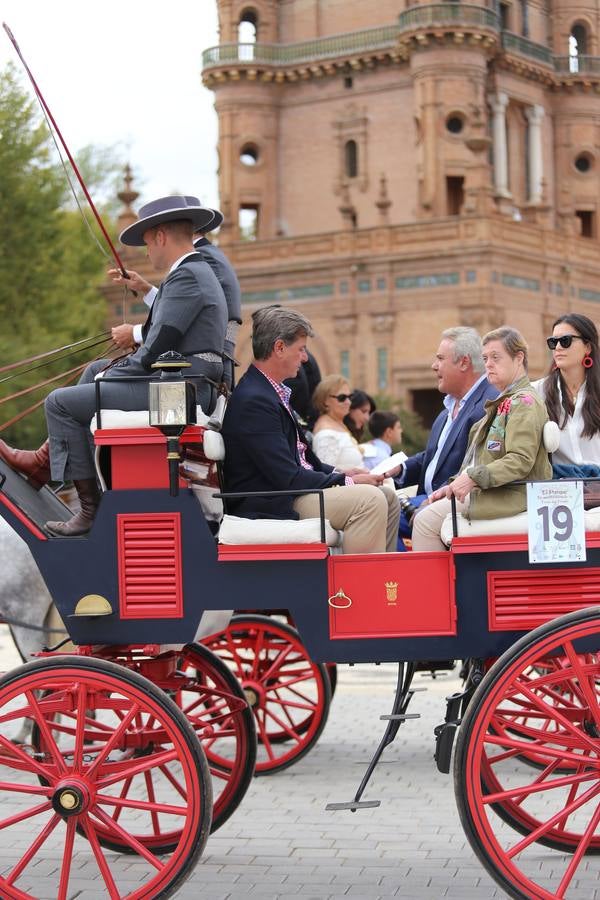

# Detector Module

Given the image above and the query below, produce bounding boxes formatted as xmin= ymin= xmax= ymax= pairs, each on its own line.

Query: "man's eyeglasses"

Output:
xmin=330 ymin=393 xmax=352 ymax=402
xmin=546 ymin=334 xmax=585 ymax=350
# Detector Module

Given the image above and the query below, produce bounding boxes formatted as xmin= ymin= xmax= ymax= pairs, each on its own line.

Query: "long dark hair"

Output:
xmin=544 ymin=313 xmax=600 ymax=438
xmin=344 ymin=390 xmax=376 ymax=440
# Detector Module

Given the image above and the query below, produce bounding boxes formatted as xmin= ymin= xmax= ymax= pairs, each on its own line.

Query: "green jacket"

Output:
xmin=462 ymin=375 xmax=551 ymax=519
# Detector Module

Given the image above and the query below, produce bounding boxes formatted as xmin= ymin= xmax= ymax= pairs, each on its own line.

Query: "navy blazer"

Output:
xmin=222 ymin=364 xmax=346 ymax=519
xmin=401 ymin=378 xmax=498 ymax=495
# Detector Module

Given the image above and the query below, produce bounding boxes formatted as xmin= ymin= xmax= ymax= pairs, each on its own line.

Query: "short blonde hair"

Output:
xmin=312 ymin=374 xmax=349 ymax=414
xmin=483 ymin=326 xmax=529 ymax=371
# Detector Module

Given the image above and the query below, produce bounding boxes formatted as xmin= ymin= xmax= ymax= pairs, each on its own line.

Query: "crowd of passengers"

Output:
xmin=221 ymin=307 xmax=600 ymax=554
xmin=0 ymin=193 xmax=599 ymax=555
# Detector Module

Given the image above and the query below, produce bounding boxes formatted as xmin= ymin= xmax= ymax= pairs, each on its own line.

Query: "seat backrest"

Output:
xmin=543 ymin=420 xmax=560 ymax=453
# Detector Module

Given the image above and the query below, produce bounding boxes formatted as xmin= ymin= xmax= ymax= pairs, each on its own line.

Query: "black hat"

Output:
xmin=120 ymin=195 xmax=215 ymax=246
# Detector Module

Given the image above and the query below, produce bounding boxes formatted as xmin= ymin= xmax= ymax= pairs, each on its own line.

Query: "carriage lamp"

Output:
xmin=149 ymin=352 xmax=197 ymax=496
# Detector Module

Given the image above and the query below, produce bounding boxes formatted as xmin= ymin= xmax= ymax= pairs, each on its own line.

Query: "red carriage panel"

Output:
xmin=488 ymin=565 xmax=600 ymax=631
xmin=327 ymin=552 xmax=457 ymax=639
xmin=117 ymin=512 xmax=184 ymax=619
xmin=95 ymin=426 xmax=206 ymax=490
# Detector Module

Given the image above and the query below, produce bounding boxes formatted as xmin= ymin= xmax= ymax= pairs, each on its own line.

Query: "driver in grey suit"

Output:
xmin=0 ymin=196 xmax=227 ymax=537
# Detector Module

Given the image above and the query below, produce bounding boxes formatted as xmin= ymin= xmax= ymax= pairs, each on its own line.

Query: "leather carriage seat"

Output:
xmin=439 ymin=421 xmax=600 ymax=546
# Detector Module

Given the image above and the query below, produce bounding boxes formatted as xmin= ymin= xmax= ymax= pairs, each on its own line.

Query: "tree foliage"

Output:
xmin=0 ymin=64 xmax=121 ymax=447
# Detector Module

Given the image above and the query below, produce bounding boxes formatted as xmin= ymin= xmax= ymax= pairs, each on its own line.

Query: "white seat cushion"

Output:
xmin=90 ymin=406 xmax=210 ymax=432
xmin=218 ymin=514 xmax=341 ymax=547
xmin=441 ymin=506 xmax=600 ymax=546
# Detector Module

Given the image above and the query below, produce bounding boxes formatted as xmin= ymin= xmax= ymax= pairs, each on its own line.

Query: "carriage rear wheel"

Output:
xmin=204 ymin=614 xmax=331 ymax=774
xmin=455 ymin=608 xmax=600 ymax=899
xmin=0 ymin=655 xmax=211 ymax=899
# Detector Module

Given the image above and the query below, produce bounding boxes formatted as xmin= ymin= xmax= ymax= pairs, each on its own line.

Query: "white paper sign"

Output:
xmin=527 ymin=481 xmax=586 ymax=564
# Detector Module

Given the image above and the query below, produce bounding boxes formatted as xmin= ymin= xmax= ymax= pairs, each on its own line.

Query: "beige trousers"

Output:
xmin=293 ymin=483 xmax=400 ymax=554
xmin=411 ymin=496 xmax=468 ymax=552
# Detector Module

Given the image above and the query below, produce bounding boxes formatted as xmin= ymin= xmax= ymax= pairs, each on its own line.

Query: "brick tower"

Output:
xmin=202 ymin=1 xmax=600 ymax=422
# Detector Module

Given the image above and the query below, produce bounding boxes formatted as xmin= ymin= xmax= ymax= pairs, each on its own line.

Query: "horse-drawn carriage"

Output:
xmin=1 ymin=374 xmax=600 ymax=900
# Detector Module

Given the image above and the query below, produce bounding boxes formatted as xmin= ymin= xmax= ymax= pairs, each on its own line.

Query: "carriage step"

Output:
xmin=325 ymin=800 xmax=381 ymax=811
xmin=380 ymin=713 xmax=420 ymax=721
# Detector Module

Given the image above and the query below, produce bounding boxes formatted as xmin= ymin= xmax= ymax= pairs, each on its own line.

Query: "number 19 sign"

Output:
xmin=527 ymin=481 xmax=586 ymax=564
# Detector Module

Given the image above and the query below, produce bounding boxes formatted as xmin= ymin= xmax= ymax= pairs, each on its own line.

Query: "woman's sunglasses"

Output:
xmin=330 ymin=393 xmax=352 ymax=402
xmin=546 ymin=334 xmax=585 ymax=350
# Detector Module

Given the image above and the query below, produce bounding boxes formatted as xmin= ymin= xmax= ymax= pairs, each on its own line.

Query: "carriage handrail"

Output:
xmin=215 ymin=488 xmax=327 ymax=544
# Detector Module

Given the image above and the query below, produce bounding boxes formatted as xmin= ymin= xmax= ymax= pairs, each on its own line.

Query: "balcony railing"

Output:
xmin=202 ymin=24 xmax=400 ymax=69
xmin=398 ymin=4 xmax=499 ymax=31
xmin=554 ymin=55 xmax=600 ymax=75
xmin=501 ymin=32 xmax=552 ymax=65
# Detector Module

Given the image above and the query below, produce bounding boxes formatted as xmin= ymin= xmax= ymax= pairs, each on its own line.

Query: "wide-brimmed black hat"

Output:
xmin=185 ymin=198 xmax=224 ymax=234
xmin=120 ymin=195 xmax=215 ymax=246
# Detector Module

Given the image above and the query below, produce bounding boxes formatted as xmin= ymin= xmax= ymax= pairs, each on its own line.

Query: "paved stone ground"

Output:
xmin=1 ymin=626 xmax=599 ymax=899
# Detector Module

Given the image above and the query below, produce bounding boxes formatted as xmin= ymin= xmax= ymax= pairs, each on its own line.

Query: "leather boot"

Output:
xmin=0 ymin=439 xmax=51 ymax=489
xmin=46 ymin=479 xmax=101 ymax=536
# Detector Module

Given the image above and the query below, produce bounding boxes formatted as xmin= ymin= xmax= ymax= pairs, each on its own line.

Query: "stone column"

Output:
xmin=525 ymin=104 xmax=545 ymax=205
xmin=488 ymin=92 xmax=511 ymax=199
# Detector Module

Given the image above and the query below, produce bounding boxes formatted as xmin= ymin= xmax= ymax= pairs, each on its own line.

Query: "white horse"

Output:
xmin=0 ymin=516 xmax=65 ymax=663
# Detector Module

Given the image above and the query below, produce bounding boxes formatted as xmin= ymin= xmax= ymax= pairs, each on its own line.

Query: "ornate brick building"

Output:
xmin=118 ymin=2 xmax=600 ymax=426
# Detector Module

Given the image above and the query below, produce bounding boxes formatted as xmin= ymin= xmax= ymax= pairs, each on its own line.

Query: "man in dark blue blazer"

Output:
xmin=222 ymin=307 xmax=400 ymax=553
xmin=388 ymin=327 xmax=498 ymax=540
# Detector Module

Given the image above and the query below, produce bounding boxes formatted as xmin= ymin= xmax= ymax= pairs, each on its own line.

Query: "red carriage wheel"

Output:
xmin=0 ymin=655 xmax=211 ymax=899
xmin=455 ymin=608 xmax=600 ymax=899
xmin=31 ymin=644 xmax=255 ymax=850
xmin=204 ymin=614 xmax=331 ymax=774
xmin=174 ymin=642 xmax=256 ymax=831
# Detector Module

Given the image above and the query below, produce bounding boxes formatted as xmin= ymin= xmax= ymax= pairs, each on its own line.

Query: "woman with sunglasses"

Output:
xmin=412 ymin=326 xmax=551 ymax=551
xmin=311 ymin=376 xmax=368 ymax=472
xmin=531 ymin=314 xmax=600 ymax=478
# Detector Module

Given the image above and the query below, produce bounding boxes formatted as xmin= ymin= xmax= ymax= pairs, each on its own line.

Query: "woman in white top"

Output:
xmin=311 ymin=375 xmax=367 ymax=472
xmin=532 ymin=313 xmax=600 ymax=472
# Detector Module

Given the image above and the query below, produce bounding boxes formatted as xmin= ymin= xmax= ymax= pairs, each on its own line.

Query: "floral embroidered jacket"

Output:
xmin=461 ymin=374 xmax=551 ymax=519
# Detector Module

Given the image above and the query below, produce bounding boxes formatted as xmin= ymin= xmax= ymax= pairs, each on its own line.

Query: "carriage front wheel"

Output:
xmin=455 ymin=607 xmax=600 ymax=900
xmin=0 ymin=655 xmax=211 ymax=899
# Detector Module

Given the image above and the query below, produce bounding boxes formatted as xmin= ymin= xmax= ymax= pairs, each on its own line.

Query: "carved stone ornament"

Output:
xmin=371 ymin=313 xmax=395 ymax=333
xmin=333 ymin=316 xmax=358 ymax=336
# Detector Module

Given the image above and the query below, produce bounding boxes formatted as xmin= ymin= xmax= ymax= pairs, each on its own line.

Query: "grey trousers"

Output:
xmin=45 ymin=359 xmax=222 ymax=482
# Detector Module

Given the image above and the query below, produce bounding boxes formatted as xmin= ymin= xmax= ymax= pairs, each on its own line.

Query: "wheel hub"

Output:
xmin=242 ymin=681 xmax=264 ymax=709
xmin=51 ymin=779 xmax=91 ymax=818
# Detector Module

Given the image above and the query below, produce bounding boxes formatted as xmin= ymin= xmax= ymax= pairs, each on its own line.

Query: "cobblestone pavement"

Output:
xmin=0 ymin=626 xmax=599 ymax=899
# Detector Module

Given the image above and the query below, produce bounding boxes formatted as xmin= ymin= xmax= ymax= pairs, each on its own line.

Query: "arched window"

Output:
xmin=570 ymin=23 xmax=588 ymax=72
xmin=345 ymin=140 xmax=358 ymax=179
xmin=238 ymin=8 xmax=258 ymax=44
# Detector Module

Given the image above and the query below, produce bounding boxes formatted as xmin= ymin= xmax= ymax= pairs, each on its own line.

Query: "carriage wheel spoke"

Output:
xmin=97 ymin=747 xmax=178 ymax=789
xmin=91 ymin=805 xmax=166 ymax=869
xmin=562 ymin=642 xmax=600 ymax=728
xmin=6 ymin=812 xmax=61 ymax=884
xmin=555 ymin=802 xmax=600 ymax=898
xmin=80 ymin=813 xmax=122 ymax=899
xmin=482 ymin=767 xmax=599 ymax=805
xmin=57 ymin=818 xmax=76 ymax=900
xmin=86 ymin=702 xmax=140 ymax=778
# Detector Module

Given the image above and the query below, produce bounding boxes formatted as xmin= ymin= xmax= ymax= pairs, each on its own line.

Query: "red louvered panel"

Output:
xmin=117 ymin=513 xmax=183 ymax=619
xmin=488 ymin=567 xmax=600 ymax=631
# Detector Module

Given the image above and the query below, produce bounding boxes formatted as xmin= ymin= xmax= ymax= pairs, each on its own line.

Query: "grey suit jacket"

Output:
xmin=113 ymin=254 xmax=227 ymax=378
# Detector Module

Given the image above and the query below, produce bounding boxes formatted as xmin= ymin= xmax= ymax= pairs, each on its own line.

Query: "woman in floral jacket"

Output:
xmin=412 ymin=326 xmax=551 ymax=551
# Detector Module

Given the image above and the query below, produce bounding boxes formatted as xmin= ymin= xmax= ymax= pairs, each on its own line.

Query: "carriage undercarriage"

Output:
xmin=1 ymin=424 xmax=600 ymax=899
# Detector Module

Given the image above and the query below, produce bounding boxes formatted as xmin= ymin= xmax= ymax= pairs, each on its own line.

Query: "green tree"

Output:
xmin=0 ymin=65 xmax=121 ymax=447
